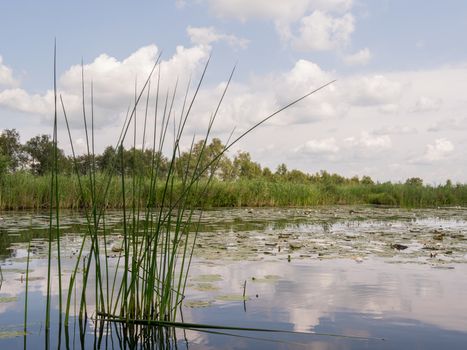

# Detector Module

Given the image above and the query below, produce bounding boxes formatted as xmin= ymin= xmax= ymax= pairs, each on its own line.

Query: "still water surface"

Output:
xmin=0 ymin=206 xmax=466 ymax=349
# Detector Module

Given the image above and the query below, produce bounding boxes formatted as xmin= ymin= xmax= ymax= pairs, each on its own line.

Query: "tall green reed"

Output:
xmin=45 ymin=47 xmax=334 ymax=342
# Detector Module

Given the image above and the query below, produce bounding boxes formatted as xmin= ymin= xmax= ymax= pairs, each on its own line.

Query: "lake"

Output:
xmin=0 ymin=206 xmax=466 ymax=349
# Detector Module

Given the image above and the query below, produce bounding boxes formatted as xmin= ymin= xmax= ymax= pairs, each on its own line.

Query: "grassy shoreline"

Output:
xmin=2 ymin=172 xmax=467 ymax=210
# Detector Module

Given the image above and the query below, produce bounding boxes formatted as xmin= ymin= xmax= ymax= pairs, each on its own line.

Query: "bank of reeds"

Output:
xmin=3 ymin=173 xmax=467 ymax=210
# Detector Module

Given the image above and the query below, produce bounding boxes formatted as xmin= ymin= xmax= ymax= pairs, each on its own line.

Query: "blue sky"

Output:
xmin=1 ymin=0 xmax=467 ymax=183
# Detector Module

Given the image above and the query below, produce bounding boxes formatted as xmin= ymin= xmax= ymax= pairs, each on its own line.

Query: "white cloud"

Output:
xmin=345 ymin=132 xmax=392 ymax=150
xmin=343 ymin=48 xmax=372 ymax=65
xmin=203 ymin=0 xmax=353 ymax=22
xmin=427 ymin=117 xmax=467 ymax=132
xmin=288 ymin=130 xmax=394 ymax=168
xmin=360 ymin=133 xmax=392 ymax=149
xmin=261 ymin=59 xmax=341 ymax=122
xmin=291 ymin=11 xmax=354 ymax=51
xmin=421 ymin=138 xmax=454 ymax=162
xmin=199 ymin=1 xmax=355 ymax=53
xmin=0 ymin=88 xmax=53 ymax=114
xmin=305 ymin=0 xmax=353 ymax=13
xmin=372 ymin=125 xmax=416 ymax=135
xmin=0 ymin=44 xmax=211 ymax=129
xmin=0 ymin=49 xmax=405 ymax=139
xmin=59 ymin=44 xmax=209 ymax=110
xmin=0 ymin=55 xmax=19 ymax=88
xmin=75 ymin=137 xmax=87 ymax=154
xmin=296 ymin=137 xmax=339 ymax=154
xmin=285 ymin=59 xmax=332 ymax=89
xmin=378 ymin=103 xmax=399 ymax=113
xmin=191 ymin=59 xmax=340 ymax=132
xmin=412 ymin=96 xmax=442 ymax=112
xmin=207 ymin=0 xmax=309 ymax=22
xmin=347 ymin=75 xmax=402 ymax=106
xmin=187 ymin=26 xmax=249 ymax=49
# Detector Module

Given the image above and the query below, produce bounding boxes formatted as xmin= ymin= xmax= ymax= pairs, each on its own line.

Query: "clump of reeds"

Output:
xmin=37 ymin=45 xmax=334 ymax=344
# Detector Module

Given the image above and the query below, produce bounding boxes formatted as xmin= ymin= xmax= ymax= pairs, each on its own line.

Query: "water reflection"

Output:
xmin=0 ymin=207 xmax=466 ymax=348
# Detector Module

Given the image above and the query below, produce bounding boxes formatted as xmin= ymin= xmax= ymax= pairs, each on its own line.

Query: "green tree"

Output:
xmin=206 ymin=138 xmax=227 ymax=178
xmin=125 ymin=148 xmax=147 ymax=176
xmin=0 ymin=129 xmax=26 ymax=171
xmin=218 ymin=156 xmax=235 ymax=181
xmin=0 ymin=154 xmax=8 ymax=179
xmin=262 ymin=167 xmax=273 ymax=180
xmin=176 ymin=138 xmax=228 ymax=179
xmin=361 ymin=175 xmax=374 ymax=185
xmin=233 ymin=151 xmax=262 ymax=179
xmin=96 ymin=146 xmax=117 ymax=173
xmin=275 ymin=163 xmax=288 ymax=178
xmin=286 ymin=169 xmax=309 ymax=183
xmin=24 ymin=134 xmax=67 ymax=175
xmin=329 ymin=172 xmax=346 ymax=185
xmin=405 ymin=177 xmax=423 ymax=186
xmin=350 ymin=175 xmax=360 ymax=184
xmin=176 ymin=140 xmax=206 ymax=179
xmin=74 ymin=154 xmax=94 ymax=175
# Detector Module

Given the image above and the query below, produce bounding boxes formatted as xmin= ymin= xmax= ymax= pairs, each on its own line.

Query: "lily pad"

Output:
xmin=1 ymin=268 xmax=31 ymax=274
xmin=191 ymin=274 xmax=223 ymax=282
xmin=431 ymin=265 xmax=455 ymax=270
xmin=216 ymin=294 xmax=248 ymax=302
xmin=111 ymin=244 xmax=124 ymax=253
xmin=15 ymin=276 xmax=45 ymax=282
xmin=0 ymin=297 xmax=18 ymax=303
xmin=183 ymin=300 xmax=213 ymax=308
xmin=193 ymin=283 xmax=220 ymax=292
xmin=0 ymin=331 xmax=26 ymax=339
xmin=251 ymin=275 xmax=281 ymax=283
xmin=289 ymin=241 xmax=303 ymax=249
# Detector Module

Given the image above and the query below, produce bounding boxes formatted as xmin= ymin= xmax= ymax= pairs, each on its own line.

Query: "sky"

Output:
xmin=1 ymin=0 xmax=467 ymax=184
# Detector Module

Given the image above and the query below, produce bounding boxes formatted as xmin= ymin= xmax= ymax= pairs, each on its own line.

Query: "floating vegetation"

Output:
xmin=0 ymin=331 xmax=26 ymax=339
xmin=15 ymin=276 xmax=45 ymax=282
xmin=431 ymin=265 xmax=455 ymax=270
xmin=191 ymin=274 xmax=223 ymax=283
xmin=216 ymin=294 xmax=249 ymax=302
xmin=251 ymin=275 xmax=281 ymax=283
xmin=0 ymin=297 xmax=18 ymax=303
xmin=0 ymin=268 xmax=31 ymax=274
xmin=183 ymin=300 xmax=213 ymax=308
xmin=193 ymin=283 xmax=220 ymax=292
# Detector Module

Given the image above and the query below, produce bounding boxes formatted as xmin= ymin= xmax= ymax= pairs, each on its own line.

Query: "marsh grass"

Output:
xmin=4 ymin=175 xmax=467 ymax=210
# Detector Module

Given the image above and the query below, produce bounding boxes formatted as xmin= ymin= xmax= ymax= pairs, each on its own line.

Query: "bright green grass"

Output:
xmin=2 ymin=174 xmax=467 ymax=209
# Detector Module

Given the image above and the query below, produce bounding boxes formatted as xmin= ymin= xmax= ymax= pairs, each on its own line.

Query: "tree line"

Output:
xmin=0 ymin=128 xmax=431 ymax=187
